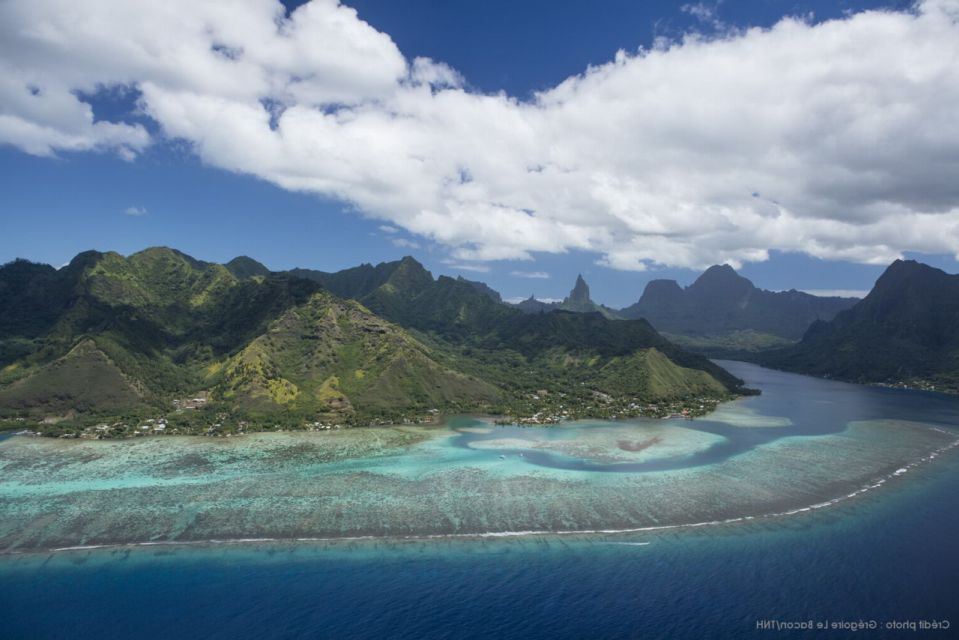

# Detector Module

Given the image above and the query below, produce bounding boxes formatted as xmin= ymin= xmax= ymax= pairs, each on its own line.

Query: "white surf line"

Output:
xmin=22 ymin=435 xmax=957 ymax=556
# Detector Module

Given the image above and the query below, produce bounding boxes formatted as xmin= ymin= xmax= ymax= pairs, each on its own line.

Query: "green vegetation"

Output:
xmin=210 ymin=291 xmax=502 ymax=424
xmin=0 ymin=248 xmax=750 ymax=437
xmin=618 ymin=264 xmax=857 ymax=354
xmin=661 ymin=330 xmax=796 ymax=358
xmin=758 ymin=260 xmax=959 ymax=393
xmin=511 ymin=273 xmax=623 ymax=319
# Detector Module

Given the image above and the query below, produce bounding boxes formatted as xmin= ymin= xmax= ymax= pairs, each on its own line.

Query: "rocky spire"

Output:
xmin=566 ymin=274 xmax=591 ymax=304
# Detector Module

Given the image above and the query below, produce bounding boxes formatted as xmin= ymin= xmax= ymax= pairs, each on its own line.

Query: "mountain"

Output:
xmin=619 ymin=264 xmax=858 ymax=354
xmin=288 ymin=256 xmax=517 ymax=341
xmin=456 ymin=276 xmax=502 ymax=303
xmin=565 ymin=274 xmax=591 ymax=306
xmin=759 ymin=260 xmax=959 ymax=391
xmin=0 ymin=248 xmax=321 ymax=417
xmin=511 ymin=274 xmax=622 ymax=319
xmin=289 ymin=257 xmax=745 ymax=393
xmin=224 ymin=256 xmax=270 ymax=279
xmin=213 ymin=291 xmax=501 ymax=421
xmin=0 ymin=249 xmax=748 ymax=434
xmin=513 ymin=295 xmax=556 ymax=314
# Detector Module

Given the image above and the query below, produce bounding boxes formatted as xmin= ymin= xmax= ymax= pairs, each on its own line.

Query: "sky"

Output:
xmin=1 ymin=0 xmax=958 ymax=307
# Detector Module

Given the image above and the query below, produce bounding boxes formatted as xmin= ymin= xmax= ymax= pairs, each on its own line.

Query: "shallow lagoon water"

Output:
xmin=2 ymin=362 xmax=959 ymax=638
xmin=1 ymin=363 xmax=958 ymax=549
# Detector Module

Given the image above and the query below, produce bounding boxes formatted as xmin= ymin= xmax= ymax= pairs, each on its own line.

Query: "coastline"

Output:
xmin=2 ymin=426 xmax=956 ymax=558
xmin=4 ymin=362 xmax=959 ymax=557
xmin=1 ymin=387 xmax=739 ymax=440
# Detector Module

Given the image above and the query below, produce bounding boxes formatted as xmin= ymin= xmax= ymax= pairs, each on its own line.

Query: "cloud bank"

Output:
xmin=2 ymin=0 xmax=959 ymax=270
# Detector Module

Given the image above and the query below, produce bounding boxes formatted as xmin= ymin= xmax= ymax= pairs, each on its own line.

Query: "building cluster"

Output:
xmin=172 ymin=390 xmax=209 ymax=410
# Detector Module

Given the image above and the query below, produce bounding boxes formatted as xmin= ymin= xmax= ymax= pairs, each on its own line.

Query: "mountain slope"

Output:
xmin=212 ymin=291 xmax=502 ymax=421
xmin=759 ymin=260 xmax=959 ymax=391
xmin=0 ymin=248 xmax=322 ymax=415
xmin=619 ymin=264 xmax=857 ymax=353
xmin=1 ymin=250 xmax=748 ymax=431
xmin=290 ymin=257 xmax=517 ymax=341
xmin=510 ymin=274 xmax=623 ymax=319
xmin=288 ymin=257 xmax=746 ymax=399
xmin=0 ymin=339 xmax=144 ymax=415
xmin=225 ymin=256 xmax=271 ymax=279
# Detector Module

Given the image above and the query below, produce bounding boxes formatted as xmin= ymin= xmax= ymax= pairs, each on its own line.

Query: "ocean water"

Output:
xmin=1 ymin=363 xmax=958 ymax=638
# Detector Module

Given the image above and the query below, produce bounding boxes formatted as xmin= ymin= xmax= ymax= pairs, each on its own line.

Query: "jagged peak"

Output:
xmin=881 ymin=258 xmax=938 ymax=276
xmin=872 ymin=258 xmax=949 ymax=293
xmin=454 ymin=275 xmax=503 ymax=302
xmin=398 ymin=255 xmax=426 ymax=268
xmin=566 ymin=273 xmax=591 ymax=303
xmin=382 ymin=255 xmax=433 ymax=291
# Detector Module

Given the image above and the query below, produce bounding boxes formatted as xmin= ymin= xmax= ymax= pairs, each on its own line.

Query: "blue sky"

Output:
xmin=2 ymin=0 xmax=957 ymax=307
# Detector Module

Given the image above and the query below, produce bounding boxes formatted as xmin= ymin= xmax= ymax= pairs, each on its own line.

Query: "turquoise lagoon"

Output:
xmin=0 ymin=362 xmax=957 ymax=550
xmin=2 ymin=362 xmax=959 ymax=638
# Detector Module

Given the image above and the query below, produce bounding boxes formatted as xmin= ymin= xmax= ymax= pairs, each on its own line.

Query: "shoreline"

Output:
xmin=0 ymin=393 xmax=737 ymax=441
xmin=3 ymin=432 xmax=956 ymax=559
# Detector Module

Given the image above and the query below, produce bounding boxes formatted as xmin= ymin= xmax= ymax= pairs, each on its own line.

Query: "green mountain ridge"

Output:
xmin=510 ymin=274 xmax=623 ymax=319
xmin=284 ymin=256 xmax=745 ymax=398
xmin=618 ymin=264 xmax=858 ymax=355
xmin=211 ymin=291 xmax=502 ymax=421
xmin=758 ymin=260 xmax=959 ymax=392
xmin=0 ymin=248 xmax=747 ymax=434
xmin=0 ymin=248 xmax=323 ymax=412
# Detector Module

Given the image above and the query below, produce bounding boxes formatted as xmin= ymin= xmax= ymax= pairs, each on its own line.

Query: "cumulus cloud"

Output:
xmin=124 ymin=206 xmax=147 ymax=216
xmin=2 ymin=0 xmax=959 ymax=270
xmin=511 ymin=270 xmax=550 ymax=279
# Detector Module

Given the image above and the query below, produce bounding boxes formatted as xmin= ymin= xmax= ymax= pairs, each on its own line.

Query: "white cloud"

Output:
xmin=681 ymin=2 xmax=727 ymax=31
xmin=391 ymin=237 xmax=420 ymax=249
xmin=505 ymin=296 xmax=561 ymax=304
xmin=800 ymin=288 xmax=868 ymax=299
xmin=446 ymin=262 xmax=491 ymax=273
xmin=511 ymin=270 xmax=550 ymax=279
xmin=124 ymin=206 xmax=147 ymax=216
xmin=3 ymin=0 xmax=959 ymax=270
xmin=379 ymin=224 xmax=399 ymax=233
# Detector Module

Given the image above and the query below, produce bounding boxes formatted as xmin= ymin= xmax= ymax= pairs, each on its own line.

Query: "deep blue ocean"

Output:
xmin=2 ymin=366 xmax=958 ymax=639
